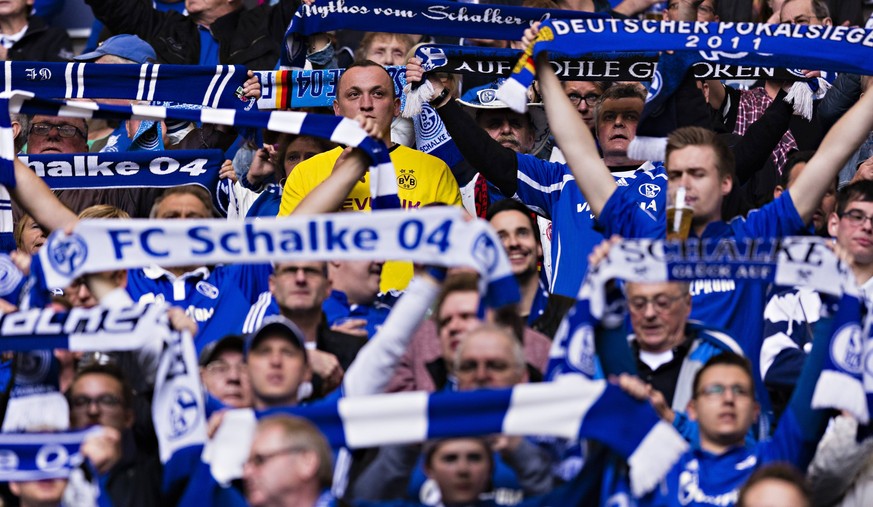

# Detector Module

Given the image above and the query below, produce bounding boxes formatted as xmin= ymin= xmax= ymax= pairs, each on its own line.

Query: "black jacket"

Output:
xmin=8 ymin=17 xmax=73 ymax=62
xmin=85 ymin=0 xmax=300 ymax=68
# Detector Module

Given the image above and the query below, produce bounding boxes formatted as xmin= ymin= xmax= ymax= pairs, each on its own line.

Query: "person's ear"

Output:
xmin=687 ymin=399 xmax=698 ymax=422
xmin=773 ymin=185 xmax=784 ymax=199
xmin=721 ymin=174 xmax=733 ymax=197
xmin=828 ymin=212 xmax=840 ymax=237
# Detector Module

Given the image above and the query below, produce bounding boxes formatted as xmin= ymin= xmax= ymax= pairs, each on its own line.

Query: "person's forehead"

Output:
xmin=287 ymin=136 xmax=323 ymax=151
xmin=461 ymin=330 xmax=513 ymax=356
xmin=161 ymin=192 xmax=208 ymax=208
xmin=433 ymin=438 xmax=489 ymax=456
xmin=490 ymin=209 xmax=532 ymax=231
xmin=626 ymin=281 xmax=685 ymax=297
xmin=478 ymin=109 xmax=529 ymax=124
xmin=563 ymin=81 xmax=602 ymax=94
xmin=667 ymin=144 xmax=718 ymax=170
xmin=370 ymin=34 xmax=407 ymax=49
xmin=71 ymin=372 xmax=123 ymax=395
xmin=338 ymin=66 xmax=392 ymax=91
xmin=439 ymin=290 xmax=480 ymax=316
xmin=252 ymin=424 xmax=287 ymax=451
xmin=214 ymin=349 xmax=244 ymax=363
xmin=700 ymin=364 xmax=751 ymax=385
xmin=781 ymin=0 xmax=813 ymax=17
xmin=274 ymin=260 xmax=325 ymax=271
xmin=32 ymin=115 xmax=86 ymax=128
xmin=843 ymin=200 xmax=873 ymax=213
xmin=599 ymin=97 xmax=643 ymax=115
xmin=253 ymin=334 xmax=296 ymax=350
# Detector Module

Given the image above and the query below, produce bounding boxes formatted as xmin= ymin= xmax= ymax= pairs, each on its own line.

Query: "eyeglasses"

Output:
xmin=627 ymin=294 xmax=685 ymax=313
xmin=69 ymin=394 xmax=123 ymax=410
xmin=567 ymin=93 xmax=600 ymax=107
xmin=246 ymin=446 xmax=307 ymax=467
xmin=839 ymin=209 xmax=873 ymax=228
xmin=204 ymin=361 xmax=247 ymax=377
xmin=30 ymin=123 xmax=86 ymax=139
xmin=695 ymin=383 xmax=752 ymax=399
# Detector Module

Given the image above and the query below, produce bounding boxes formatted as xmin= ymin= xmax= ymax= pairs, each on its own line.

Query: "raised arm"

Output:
xmin=791 ymin=77 xmax=873 ymax=223
xmin=9 ymin=158 xmax=77 ymax=232
xmin=289 ymin=146 xmax=368 ymax=215
xmin=406 ymin=58 xmax=520 ymax=196
xmin=535 ymin=52 xmax=616 ymax=217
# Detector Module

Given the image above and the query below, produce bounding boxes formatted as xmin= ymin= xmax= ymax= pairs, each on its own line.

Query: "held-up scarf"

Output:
xmin=200 ymin=377 xmax=686 ymax=498
xmin=0 ymin=302 xmax=168 ymax=352
xmin=412 ymin=43 xmax=810 ymax=82
xmin=254 ymin=67 xmax=406 ymax=110
xmin=19 ymin=149 xmax=223 ymax=192
xmin=547 ymin=237 xmax=869 ymax=423
xmin=282 ymin=0 xmax=605 ymax=68
xmin=0 ymin=62 xmax=255 ymax=111
xmin=37 ymin=207 xmax=519 ymax=308
xmin=0 ymin=91 xmax=399 ymax=210
xmin=0 ymin=428 xmax=101 ymax=481
xmin=498 ymin=19 xmax=873 ymax=113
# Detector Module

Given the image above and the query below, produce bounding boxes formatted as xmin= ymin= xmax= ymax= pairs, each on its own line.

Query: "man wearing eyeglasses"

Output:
xmin=199 ymin=334 xmax=252 ymax=409
xmin=761 ymin=179 xmax=873 ymax=417
xmin=26 ymin=116 xmax=89 ymax=155
xmin=67 ymin=363 xmax=162 ymax=507
xmin=620 ymin=281 xmax=744 ymax=443
xmin=243 ymin=415 xmax=334 ymax=507
xmin=21 ymin=114 xmax=167 ymax=218
xmin=628 ymin=350 xmax=829 ymax=507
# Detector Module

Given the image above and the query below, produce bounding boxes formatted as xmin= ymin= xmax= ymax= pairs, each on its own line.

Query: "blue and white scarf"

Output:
xmin=0 ymin=91 xmax=399 ymax=210
xmin=282 ymin=0 xmax=604 ymax=68
xmin=0 ymin=62 xmax=255 ymax=111
xmin=498 ymin=19 xmax=873 ymax=113
xmin=254 ymin=66 xmax=406 ymax=110
xmin=205 ymin=376 xmax=687 ymax=498
xmin=0 ymin=302 xmax=168 ymax=352
xmin=37 ymin=207 xmax=518 ymax=308
xmin=0 ymin=429 xmax=99 ymax=481
xmin=412 ymin=43 xmax=809 ymax=82
xmin=547 ymin=237 xmax=869 ymax=422
xmin=19 ymin=150 xmax=223 ymax=192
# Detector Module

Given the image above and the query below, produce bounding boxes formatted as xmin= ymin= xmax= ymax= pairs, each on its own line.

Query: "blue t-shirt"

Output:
xmin=641 ymin=408 xmax=811 ymax=507
xmin=127 ymin=263 xmax=270 ymax=352
xmin=514 ymin=154 xmax=666 ymax=298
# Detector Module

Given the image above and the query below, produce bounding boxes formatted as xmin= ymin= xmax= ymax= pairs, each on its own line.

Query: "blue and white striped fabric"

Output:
xmin=206 ymin=376 xmax=687 ymax=497
xmin=0 ymin=62 xmax=254 ymax=110
xmin=0 ymin=428 xmax=98 ymax=481
xmin=0 ymin=90 xmax=399 ymax=211
xmin=282 ymin=0 xmax=604 ymax=68
xmin=498 ymin=19 xmax=873 ymax=113
xmin=37 ymin=207 xmax=519 ymax=308
xmin=0 ymin=302 xmax=167 ymax=352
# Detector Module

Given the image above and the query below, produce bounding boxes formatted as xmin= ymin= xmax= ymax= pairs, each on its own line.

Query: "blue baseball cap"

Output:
xmin=75 ymin=34 xmax=157 ymax=64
